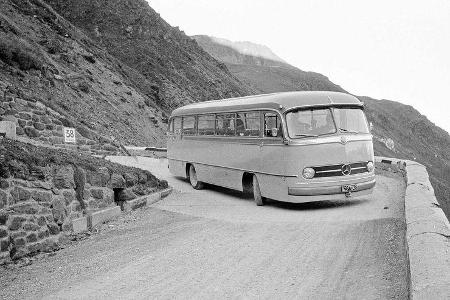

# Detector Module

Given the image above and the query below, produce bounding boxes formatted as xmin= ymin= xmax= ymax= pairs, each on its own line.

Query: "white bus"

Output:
xmin=167 ymin=91 xmax=375 ymax=206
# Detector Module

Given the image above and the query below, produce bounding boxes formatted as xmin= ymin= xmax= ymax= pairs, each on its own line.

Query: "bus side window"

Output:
xmin=182 ymin=116 xmax=196 ymax=135
xmin=198 ymin=114 xmax=215 ymax=135
xmin=264 ymin=112 xmax=282 ymax=137
xmin=173 ymin=117 xmax=182 ymax=135
xmin=237 ymin=112 xmax=260 ymax=137
xmin=216 ymin=114 xmax=235 ymax=136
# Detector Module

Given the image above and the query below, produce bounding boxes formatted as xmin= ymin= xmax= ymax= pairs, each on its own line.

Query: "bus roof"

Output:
xmin=171 ymin=91 xmax=362 ymax=117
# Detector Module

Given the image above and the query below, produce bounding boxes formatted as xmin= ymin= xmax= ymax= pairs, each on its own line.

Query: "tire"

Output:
xmin=188 ymin=165 xmax=204 ymax=190
xmin=252 ymin=175 xmax=265 ymax=206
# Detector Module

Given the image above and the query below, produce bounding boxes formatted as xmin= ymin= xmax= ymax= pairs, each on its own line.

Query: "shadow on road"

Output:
xmin=175 ymin=177 xmax=369 ymax=211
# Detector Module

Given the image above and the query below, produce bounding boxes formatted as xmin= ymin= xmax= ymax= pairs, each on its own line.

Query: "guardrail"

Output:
xmin=375 ymin=156 xmax=450 ymax=300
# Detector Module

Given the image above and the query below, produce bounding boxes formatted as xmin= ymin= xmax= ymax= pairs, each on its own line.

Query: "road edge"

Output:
xmin=71 ymin=187 xmax=173 ymax=233
xmin=375 ymin=156 xmax=450 ymax=300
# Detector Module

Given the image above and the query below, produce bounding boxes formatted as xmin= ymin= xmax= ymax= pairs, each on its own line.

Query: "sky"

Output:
xmin=147 ymin=0 xmax=450 ymax=134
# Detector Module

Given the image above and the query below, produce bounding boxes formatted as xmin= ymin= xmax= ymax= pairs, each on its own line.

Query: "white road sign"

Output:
xmin=64 ymin=127 xmax=76 ymax=143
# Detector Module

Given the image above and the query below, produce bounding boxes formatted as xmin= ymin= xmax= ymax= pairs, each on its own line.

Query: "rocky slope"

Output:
xmin=194 ymin=35 xmax=450 ymax=219
xmin=43 ymin=0 xmax=255 ymax=111
xmin=0 ymin=0 xmax=253 ymax=147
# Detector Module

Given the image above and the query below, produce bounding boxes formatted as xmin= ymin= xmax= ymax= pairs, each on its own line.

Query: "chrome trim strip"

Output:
xmin=315 ymin=169 xmax=341 ymax=173
xmin=296 ymin=174 xmax=375 ymax=185
xmin=288 ymin=179 xmax=376 ymax=196
xmin=168 ymin=157 xmax=298 ymax=178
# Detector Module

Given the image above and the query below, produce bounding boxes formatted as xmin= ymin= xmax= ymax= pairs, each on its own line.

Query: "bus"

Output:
xmin=167 ymin=91 xmax=375 ymax=206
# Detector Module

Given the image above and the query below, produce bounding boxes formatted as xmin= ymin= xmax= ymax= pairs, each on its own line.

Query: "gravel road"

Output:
xmin=0 ymin=157 xmax=408 ymax=299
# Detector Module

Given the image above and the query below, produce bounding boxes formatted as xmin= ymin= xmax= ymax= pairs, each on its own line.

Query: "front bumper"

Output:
xmin=288 ymin=179 xmax=376 ymax=196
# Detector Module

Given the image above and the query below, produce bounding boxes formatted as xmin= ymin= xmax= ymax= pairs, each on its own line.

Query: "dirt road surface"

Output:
xmin=0 ymin=157 xmax=408 ymax=299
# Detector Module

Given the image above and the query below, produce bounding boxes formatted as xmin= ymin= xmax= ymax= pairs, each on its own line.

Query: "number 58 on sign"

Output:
xmin=64 ymin=127 xmax=76 ymax=143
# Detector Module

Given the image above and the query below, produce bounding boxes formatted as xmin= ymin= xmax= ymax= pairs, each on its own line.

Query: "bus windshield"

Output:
xmin=333 ymin=107 xmax=369 ymax=134
xmin=286 ymin=108 xmax=336 ymax=138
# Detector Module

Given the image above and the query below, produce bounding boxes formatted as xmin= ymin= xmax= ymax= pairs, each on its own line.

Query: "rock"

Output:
xmin=33 ymin=122 xmax=45 ymax=131
xmin=40 ymin=116 xmax=51 ymax=124
xmin=37 ymin=228 xmax=49 ymax=239
xmin=23 ymin=223 xmax=40 ymax=231
xmin=47 ymin=222 xmax=60 ymax=235
xmin=10 ymin=202 xmax=40 ymax=215
xmin=37 ymin=216 xmax=47 ymax=226
xmin=8 ymin=216 xmax=26 ymax=231
xmin=88 ymin=167 xmax=110 ymax=187
xmin=0 ymin=236 xmax=9 ymax=252
xmin=41 ymin=238 xmax=59 ymax=252
xmin=0 ymin=211 xmax=9 ymax=225
xmin=138 ymin=172 xmax=148 ymax=184
xmin=62 ymin=189 xmax=76 ymax=205
xmin=110 ymin=173 xmax=125 ymax=188
xmin=118 ymin=189 xmax=137 ymax=201
xmin=31 ymin=190 xmax=53 ymax=203
xmin=10 ymin=186 xmax=31 ymax=202
xmin=26 ymin=232 xmax=38 ymax=243
xmin=53 ymin=166 xmax=75 ymax=189
xmin=62 ymin=219 xmax=73 ymax=232
xmin=0 ymin=226 xmax=8 ymax=238
xmin=18 ymin=112 xmax=31 ymax=120
xmin=27 ymin=241 xmax=43 ymax=254
xmin=124 ymin=173 xmax=138 ymax=187
xmin=13 ymin=237 xmax=26 ymax=248
xmin=17 ymin=119 xmax=27 ymax=127
xmin=51 ymin=195 xmax=67 ymax=225
xmin=30 ymin=181 xmax=51 ymax=190
xmin=16 ymin=126 xmax=24 ymax=135
xmin=0 ymin=191 xmax=7 ymax=208
xmin=24 ymin=126 xmax=40 ymax=137
xmin=90 ymin=188 xmax=104 ymax=199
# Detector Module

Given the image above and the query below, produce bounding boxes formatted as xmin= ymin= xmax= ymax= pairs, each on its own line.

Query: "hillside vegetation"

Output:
xmin=194 ymin=35 xmax=450 ymax=219
xmin=0 ymin=0 xmax=253 ymax=147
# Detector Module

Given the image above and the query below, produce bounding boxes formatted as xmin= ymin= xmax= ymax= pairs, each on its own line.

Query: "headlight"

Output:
xmin=367 ymin=161 xmax=374 ymax=172
xmin=302 ymin=167 xmax=315 ymax=179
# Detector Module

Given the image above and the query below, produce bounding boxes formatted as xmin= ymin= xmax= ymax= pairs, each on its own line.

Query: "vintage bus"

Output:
xmin=167 ymin=91 xmax=375 ymax=206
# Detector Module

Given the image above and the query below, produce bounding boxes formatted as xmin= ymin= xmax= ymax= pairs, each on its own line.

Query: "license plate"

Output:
xmin=341 ymin=184 xmax=357 ymax=193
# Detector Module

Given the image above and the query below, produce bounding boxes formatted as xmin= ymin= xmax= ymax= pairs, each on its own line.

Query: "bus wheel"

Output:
xmin=189 ymin=165 xmax=204 ymax=190
xmin=252 ymin=175 xmax=265 ymax=206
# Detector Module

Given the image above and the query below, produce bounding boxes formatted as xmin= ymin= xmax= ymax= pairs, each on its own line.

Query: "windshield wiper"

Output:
xmin=339 ymin=128 xmax=358 ymax=134
xmin=295 ymin=133 xmax=318 ymax=137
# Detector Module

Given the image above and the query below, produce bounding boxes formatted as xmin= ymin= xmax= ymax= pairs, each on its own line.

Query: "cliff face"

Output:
xmin=195 ymin=35 xmax=450 ymax=219
xmin=43 ymin=0 xmax=255 ymax=110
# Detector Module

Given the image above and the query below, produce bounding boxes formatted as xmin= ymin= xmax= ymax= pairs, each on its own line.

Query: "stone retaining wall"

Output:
xmin=0 ymin=88 xmax=121 ymax=155
xmin=376 ymin=156 xmax=450 ymax=300
xmin=0 ymin=161 xmax=159 ymax=264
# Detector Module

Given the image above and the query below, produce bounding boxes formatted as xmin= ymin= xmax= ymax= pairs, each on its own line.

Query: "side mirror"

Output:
xmin=369 ymin=122 xmax=374 ymax=132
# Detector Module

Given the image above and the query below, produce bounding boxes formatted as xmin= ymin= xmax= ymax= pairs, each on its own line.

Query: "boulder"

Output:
xmin=53 ymin=166 xmax=75 ymax=189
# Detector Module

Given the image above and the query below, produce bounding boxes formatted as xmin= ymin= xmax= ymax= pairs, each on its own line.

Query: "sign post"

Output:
xmin=63 ymin=127 xmax=76 ymax=144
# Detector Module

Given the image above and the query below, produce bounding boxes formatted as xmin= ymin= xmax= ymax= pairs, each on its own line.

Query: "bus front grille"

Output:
xmin=313 ymin=162 xmax=369 ymax=178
